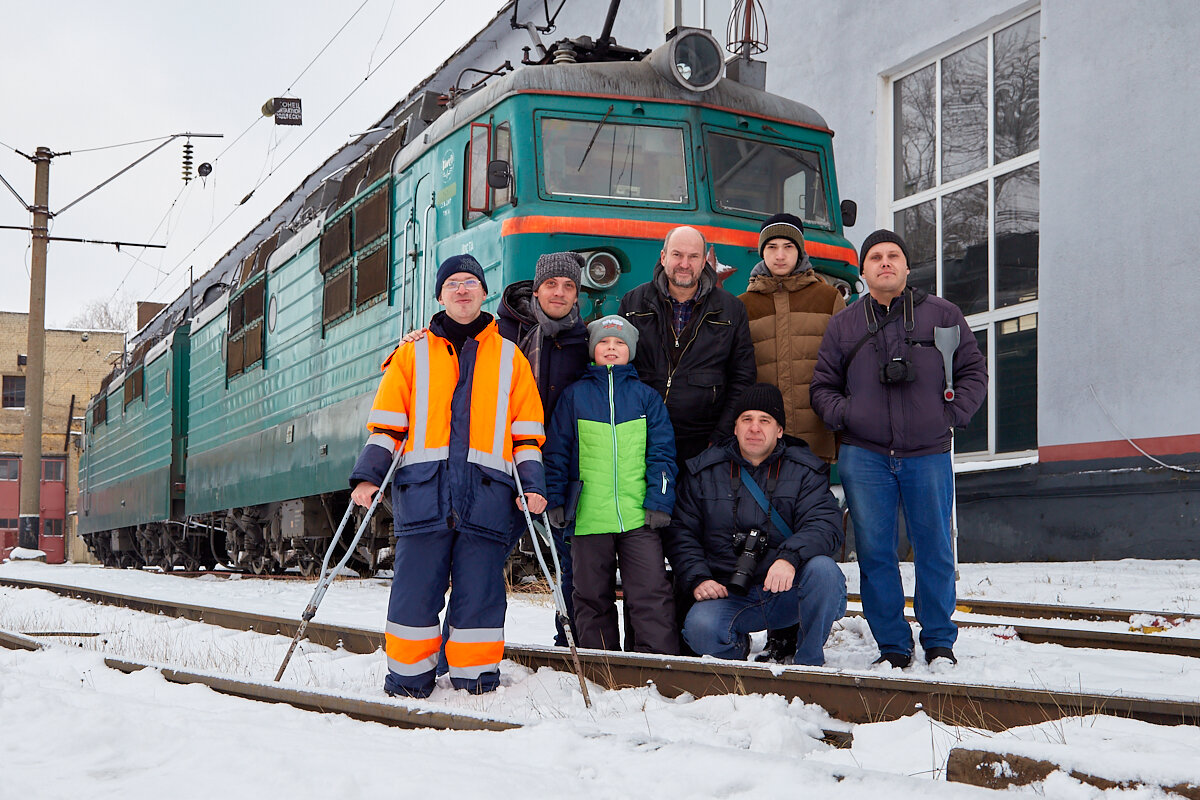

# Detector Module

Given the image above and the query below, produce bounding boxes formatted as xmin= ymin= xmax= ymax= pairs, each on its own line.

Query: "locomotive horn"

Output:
xmin=274 ymin=445 xmax=405 ymax=682
xmin=513 ymin=466 xmax=592 ymax=708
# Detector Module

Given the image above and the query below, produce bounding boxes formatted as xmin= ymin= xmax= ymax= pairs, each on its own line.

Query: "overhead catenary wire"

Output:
xmin=150 ymin=0 xmax=450 ymax=303
xmin=64 ymin=134 xmax=175 ymax=155
xmin=210 ymin=0 xmax=371 ymax=166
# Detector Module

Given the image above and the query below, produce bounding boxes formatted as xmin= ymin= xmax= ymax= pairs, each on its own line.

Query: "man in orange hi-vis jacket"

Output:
xmin=350 ymin=254 xmax=547 ymax=698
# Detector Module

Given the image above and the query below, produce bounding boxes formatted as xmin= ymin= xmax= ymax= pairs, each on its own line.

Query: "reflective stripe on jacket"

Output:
xmin=350 ymin=318 xmax=546 ymax=540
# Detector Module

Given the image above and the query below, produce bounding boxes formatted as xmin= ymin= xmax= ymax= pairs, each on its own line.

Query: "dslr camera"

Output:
xmin=880 ymin=356 xmax=917 ymax=384
xmin=728 ymin=528 xmax=768 ymax=595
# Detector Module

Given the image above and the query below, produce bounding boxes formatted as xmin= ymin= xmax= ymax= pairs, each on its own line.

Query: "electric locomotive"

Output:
xmin=78 ymin=22 xmax=858 ymax=575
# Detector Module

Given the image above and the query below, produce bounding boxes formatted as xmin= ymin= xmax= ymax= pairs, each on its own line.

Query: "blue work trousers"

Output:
xmin=384 ymin=528 xmax=509 ymax=698
xmin=682 ymin=555 xmax=847 ymax=666
xmin=838 ymin=444 xmax=957 ymax=657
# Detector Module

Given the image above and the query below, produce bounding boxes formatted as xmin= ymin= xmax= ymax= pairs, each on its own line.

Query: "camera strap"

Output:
xmin=737 ymin=466 xmax=791 ymax=540
xmin=842 ymin=288 xmax=925 ymax=373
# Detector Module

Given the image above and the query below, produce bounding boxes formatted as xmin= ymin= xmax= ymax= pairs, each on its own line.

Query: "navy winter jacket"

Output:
xmin=544 ymin=363 xmax=676 ymax=535
xmin=662 ymin=438 xmax=843 ymax=592
xmin=810 ymin=289 xmax=988 ymax=457
xmin=496 ymin=280 xmax=590 ymax=423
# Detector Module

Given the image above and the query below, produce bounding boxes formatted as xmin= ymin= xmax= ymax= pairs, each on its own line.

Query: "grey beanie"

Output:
xmin=588 ymin=314 xmax=638 ymax=361
xmin=533 ymin=251 xmax=584 ymax=291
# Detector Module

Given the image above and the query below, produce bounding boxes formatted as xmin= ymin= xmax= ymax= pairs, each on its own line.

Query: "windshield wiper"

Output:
xmin=577 ymin=105 xmax=615 ymax=171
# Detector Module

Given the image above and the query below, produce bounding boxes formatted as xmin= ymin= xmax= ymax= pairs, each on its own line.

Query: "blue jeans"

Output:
xmin=838 ymin=444 xmax=957 ymax=656
xmin=682 ymin=555 xmax=847 ymax=666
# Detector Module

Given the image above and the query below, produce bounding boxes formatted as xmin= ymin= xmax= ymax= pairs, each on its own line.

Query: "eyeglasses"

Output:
xmin=443 ymin=278 xmax=482 ymax=292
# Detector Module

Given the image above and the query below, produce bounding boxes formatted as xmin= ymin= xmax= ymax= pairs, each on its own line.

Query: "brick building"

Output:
xmin=0 ymin=311 xmax=123 ymax=562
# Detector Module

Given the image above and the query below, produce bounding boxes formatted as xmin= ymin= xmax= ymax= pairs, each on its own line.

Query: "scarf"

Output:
xmin=520 ymin=302 xmax=581 ymax=385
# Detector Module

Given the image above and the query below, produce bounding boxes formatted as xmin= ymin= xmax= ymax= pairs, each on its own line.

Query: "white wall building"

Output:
xmin=595 ymin=0 xmax=1200 ymax=558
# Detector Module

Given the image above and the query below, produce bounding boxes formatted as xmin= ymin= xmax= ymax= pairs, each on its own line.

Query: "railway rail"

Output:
xmin=2 ymin=575 xmax=1197 ymax=733
xmin=848 ymin=593 xmax=1200 ymax=625
xmin=0 ymin=627 xmax=517 ymax=733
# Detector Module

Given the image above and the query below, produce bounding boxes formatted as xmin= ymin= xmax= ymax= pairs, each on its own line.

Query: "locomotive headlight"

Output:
xmin=582 ymin=251 xmax=621 ymax=290
xmin=649 ymin=28 xmax=723 ymax=93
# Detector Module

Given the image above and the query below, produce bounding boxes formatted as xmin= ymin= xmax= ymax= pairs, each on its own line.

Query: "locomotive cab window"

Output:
xmin=537 ymin=114 xmax=691 ymax=206
xmin=705 ymin=131 xmax=831 ymax=228
xmin=465 ymin=122 xmax=491 ymax=224
xmin=492 ymin=122 xmax=512 ymax=209
xmin=465 ymin=121 xmax=513 ymax=226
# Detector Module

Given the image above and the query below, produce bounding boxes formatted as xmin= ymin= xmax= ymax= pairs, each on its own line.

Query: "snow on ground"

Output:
xmin=2 ymin=559 xmax=1199 ymax=798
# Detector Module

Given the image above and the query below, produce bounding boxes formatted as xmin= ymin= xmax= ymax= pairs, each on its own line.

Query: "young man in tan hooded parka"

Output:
xmin=740 ymin=213 xmax=846 ymax=464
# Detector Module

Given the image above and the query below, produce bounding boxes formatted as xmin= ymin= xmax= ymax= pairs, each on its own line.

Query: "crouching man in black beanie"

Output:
xmin=662 ymin=383 xmax=847 ymax=665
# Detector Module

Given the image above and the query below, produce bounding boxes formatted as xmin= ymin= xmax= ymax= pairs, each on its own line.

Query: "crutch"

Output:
xmin=934 ymin=325 xmax=962 ymax=580
xmin=512 ymin=466 xmax=592 ymax=708
xmin=274 ymin=446 xmax=405 ymax=681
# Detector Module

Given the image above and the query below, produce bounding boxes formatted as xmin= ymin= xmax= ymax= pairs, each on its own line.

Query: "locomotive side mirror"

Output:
xmin=487 ymin=160 xmax=512 ymax=190
xmin=841 ymin=199 xmax=858 ymax=228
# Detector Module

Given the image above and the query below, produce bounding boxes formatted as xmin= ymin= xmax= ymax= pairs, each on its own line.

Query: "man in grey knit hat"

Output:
xmin=498 ymin=251 xmax=591 ymax=647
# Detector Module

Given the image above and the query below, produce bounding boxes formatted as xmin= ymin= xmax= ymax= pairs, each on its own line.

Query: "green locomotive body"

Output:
xmin=79 ymin=30 xmax=858 ymax=573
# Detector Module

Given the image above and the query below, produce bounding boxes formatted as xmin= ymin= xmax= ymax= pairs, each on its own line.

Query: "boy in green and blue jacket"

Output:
xmin=544 ymin=315 xmax=680 ymax=654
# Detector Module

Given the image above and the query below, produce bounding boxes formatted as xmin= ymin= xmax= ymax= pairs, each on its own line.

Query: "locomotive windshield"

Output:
xmin=539 ymin=116 xmax=689 ymax=204
xmin=706 ymin=132 xmax=831 ymax=228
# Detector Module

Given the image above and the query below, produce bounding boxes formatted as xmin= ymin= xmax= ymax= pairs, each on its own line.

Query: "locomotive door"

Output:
xmin=395 ymin=171 xmax=431 ymax=331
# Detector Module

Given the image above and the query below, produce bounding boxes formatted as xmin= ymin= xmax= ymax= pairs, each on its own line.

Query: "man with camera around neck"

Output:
xmin=662 ymin=383 xmax=847 ymax=666
xmin=811 ymin=230 xmax=987 ymax=669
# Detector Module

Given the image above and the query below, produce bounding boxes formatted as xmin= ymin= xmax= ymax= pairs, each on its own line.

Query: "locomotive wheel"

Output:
xmin=249 ymin=555 xmax=271 ymax=575
xmin=297 ymin=557 xmax=318 ymax=578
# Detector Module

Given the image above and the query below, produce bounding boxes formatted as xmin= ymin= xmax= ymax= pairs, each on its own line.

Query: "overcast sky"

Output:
xmin=0 ymin=0 xmax=507 ymax=328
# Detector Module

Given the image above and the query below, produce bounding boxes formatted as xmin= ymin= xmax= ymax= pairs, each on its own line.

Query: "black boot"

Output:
xmin=755 ymin=624 xmax=799 ymax=664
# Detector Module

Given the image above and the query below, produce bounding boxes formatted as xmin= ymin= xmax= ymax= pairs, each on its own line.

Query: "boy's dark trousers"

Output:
xmin=571 ymin=526 xmax=679 ymax=655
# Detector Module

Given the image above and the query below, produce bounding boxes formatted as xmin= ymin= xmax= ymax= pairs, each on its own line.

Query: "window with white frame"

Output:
xmin=890 ymin=10 xmax=1039 ymax=455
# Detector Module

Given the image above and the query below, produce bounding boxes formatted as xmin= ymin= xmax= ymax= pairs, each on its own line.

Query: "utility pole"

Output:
xmin=18 ymin=147 xmax=52 ymax=550
xmin=5 ymin=132 xmax=219 ymax=553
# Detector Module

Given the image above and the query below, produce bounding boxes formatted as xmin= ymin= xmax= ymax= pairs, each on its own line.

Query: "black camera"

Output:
xmin=879 ymin=357 xmax=916 ymax=384
xmin=728 ymin=528 xmax=768 ymax=595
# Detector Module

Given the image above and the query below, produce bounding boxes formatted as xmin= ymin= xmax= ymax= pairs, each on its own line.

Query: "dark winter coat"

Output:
xmin=617 ymin=263 xmax=756 ymax=451
xmin=662 ymin=438 xmax=843 ymax=592
xmin=544 ymin=363 xmax=676 ymax=536
xmin=496 ymin=280 xmax=590 ymax=423
xmin=810 ymin=289 xmax=988 ymax=458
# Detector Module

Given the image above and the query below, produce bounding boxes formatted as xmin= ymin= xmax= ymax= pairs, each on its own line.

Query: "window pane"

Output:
xmin=995 ymin=163 xmax=1039 ymax=307
xmin=955 ymin=329 xmax=989 ymax=453
xmin=707 ymin=133 xmax=829 ymax=225
xmin=42 ymin=459 xmax=65 ymax=482
xmin=540 ymin=118 xmax=689 ymax=204
xmin=492 ymin=123 xmax=511 ymax=208
xmin=994 ymin=13 xmax=1040 ymax=163
xmin=2 ymin=375 xmax=26 ymax=408
xmin=997 ymin=314 xmax=1038 ymax=452
xmin=894 ymin=201 xmax=936 ymax=295
xmin=894 ymin=64 xmax=936 ymax=199
xmin=941 ymin=40 xmax=988 ymax=183
xmin=941 ymin=183 xmax=988 ymax=315
xmin=468 ymin=124 xmax=490 ymax=214
xmin=0 ymin=458 xmax=18 ymax=480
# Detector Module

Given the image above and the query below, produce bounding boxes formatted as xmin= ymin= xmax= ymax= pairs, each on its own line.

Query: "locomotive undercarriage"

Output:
xmin=82 ymin=492 xmax=396 ymax=576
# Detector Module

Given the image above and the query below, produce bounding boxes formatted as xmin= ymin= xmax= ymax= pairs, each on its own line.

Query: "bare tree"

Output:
xmin=66 ymin=295 xmax=136 ymax=332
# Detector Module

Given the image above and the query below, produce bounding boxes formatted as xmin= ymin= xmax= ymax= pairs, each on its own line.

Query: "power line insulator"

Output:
xmin=182 ymin=141 xmax=194 ymax=183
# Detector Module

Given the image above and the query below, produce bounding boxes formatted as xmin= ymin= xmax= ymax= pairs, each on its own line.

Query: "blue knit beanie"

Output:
xmin=434 ymin=254 xmax=487 ymax=298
